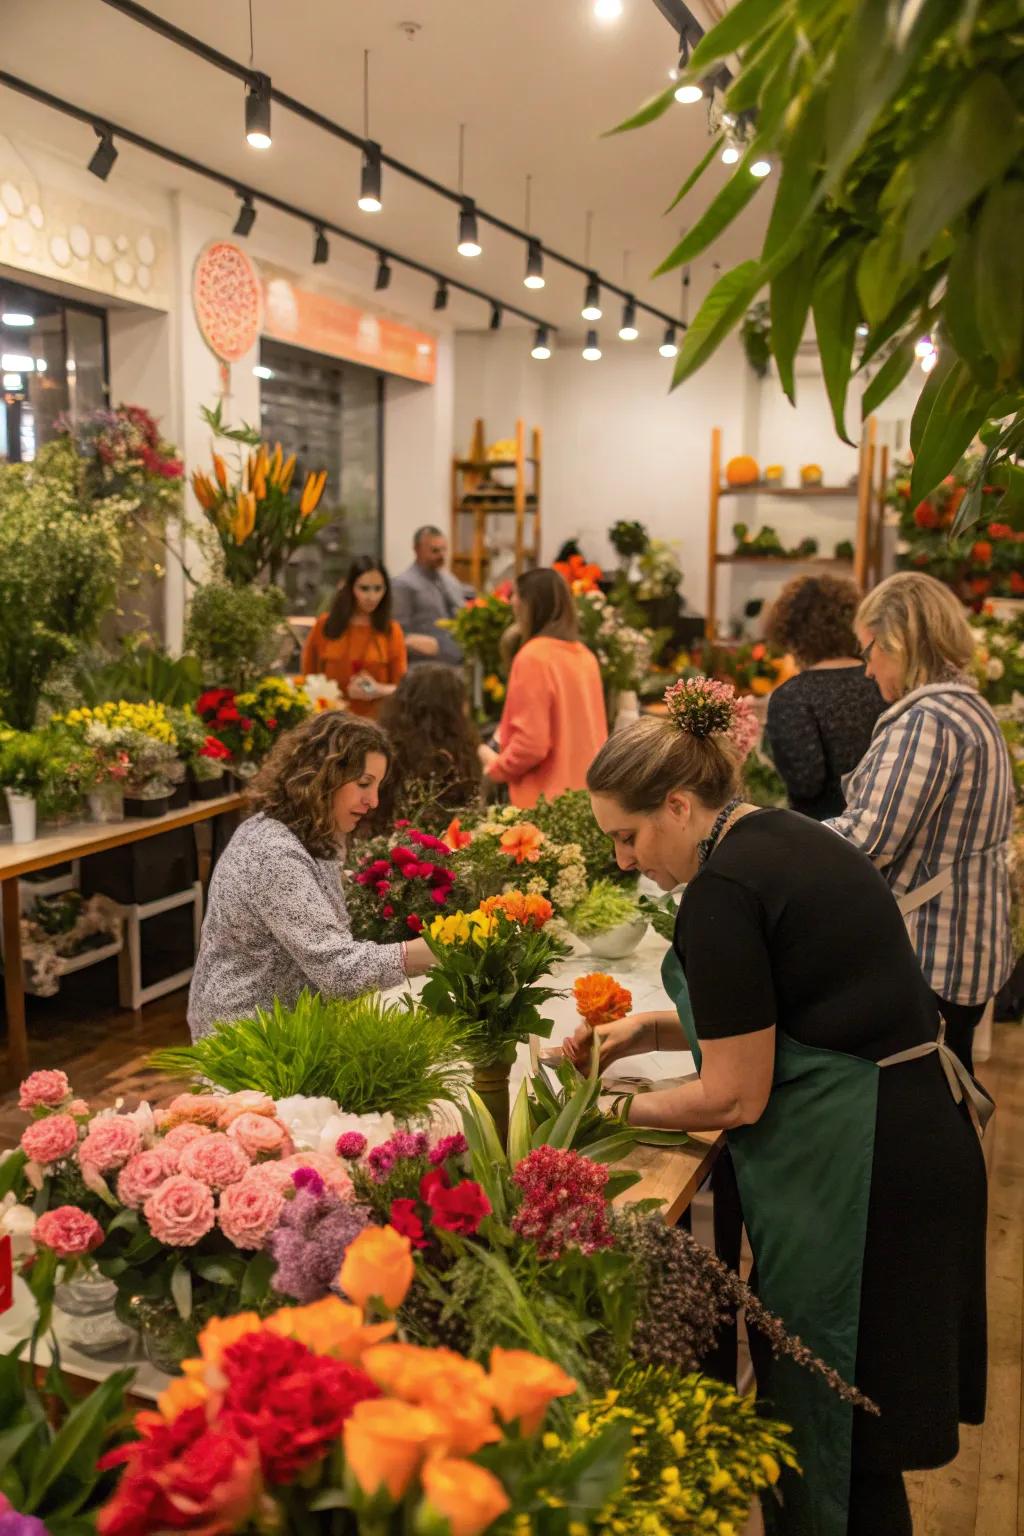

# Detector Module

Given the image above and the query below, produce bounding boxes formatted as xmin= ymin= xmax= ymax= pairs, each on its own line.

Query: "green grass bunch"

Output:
xmin=566 ymin=878 xmax=640 ymax=938
xmin=151 ymin=989 xmax=469 ymax=1117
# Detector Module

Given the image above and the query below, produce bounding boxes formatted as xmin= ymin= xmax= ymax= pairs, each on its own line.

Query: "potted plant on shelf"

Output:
xmin=566 ymin=877 xmax=647 ymax=960
xmin=0 ymin=728 xmax=49 ymax=843
xmin=56 ymin=701 xmax=180 ymax=818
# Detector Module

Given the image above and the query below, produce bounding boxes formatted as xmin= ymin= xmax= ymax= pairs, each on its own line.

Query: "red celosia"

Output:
xmin=511 ymin=1146 xmax=615 ymax=1262
xmin=97 ymin=1406 xmax=261 ymax=1535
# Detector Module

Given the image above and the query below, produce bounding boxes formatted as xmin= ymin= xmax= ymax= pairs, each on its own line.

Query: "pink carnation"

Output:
xmin=33 ymin=1205 xmax=103 ymax=1258
xmin=20 ymin=1114 xmax=78 ymax=1166
xmin=19 ymin=1070 xmax=70 ymax=1111
xmin=78 ymin=1115 xmax=142 ymax=1173
xmin=159 ymin=1093 xmax=228 ymax=1130
xmin=263 ymin=1152 xmax=354 ymax=1200
xmin=218 ymin=1092 xmax=277 ymax=1125
xmin=217 ymin=1173 xmax=285 ymax=1250
xmin=226 ymin=1113 xmax=293 ymax=1161
xmin=178 ymin=1132 xmax=251 ymax=1190
xmin=336 ymin=1132 xmax=367 ymax=1160
xmin=68 ymin=1099 xmax=90 ymax=1118
xmin=161 ymin=1122 xmax=213 ymax=1152
xmin=143 ymin=1175 xmax=215 ymax=1247
xmin=116 ymin=1147 xmax=180 ymax=1208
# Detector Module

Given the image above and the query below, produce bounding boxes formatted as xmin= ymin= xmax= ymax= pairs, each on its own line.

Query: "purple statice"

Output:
xmin=428 ymin=1133 xmax=468 ymax=1166
xmin=0 ymin=1511 xmax=51 ymax=1536
xmin=267 ymin=1189 xmax=371 ymax=1304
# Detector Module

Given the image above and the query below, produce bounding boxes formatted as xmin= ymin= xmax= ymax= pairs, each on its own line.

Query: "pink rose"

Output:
xmin=19 ymin=1070 xmax=70 ymax=1111
xmin=33 ymin=1205 xmax=103 ymax=1258
xmin=68 ymin=1099 xmax=90 ymax=1118
xmin=143 ymin=1175 xmax=215 ymax=1247
xmin=263 ymin=1152 xmax=354 ymax=1200
xmin=218 ymin=1092 xmax=278 ymax=1124
xmin=178 ymin=1132 xmax=251 ymax=1191
xmin=161 ymin=1122 xmax=213 ymax=1152
xmin=116 ymin=1147 xmax=179 ymax=1209
xmin=159 ymin=1093 xmax=228 ymax=1130
xmin=226 ymin=1113 xmax=293 ymax=1161
xmin=78 ymin=1116 xmax=142 ymax=1173
xmin=217 ymin=1173 xmax=285 ymax=1250
xmin=21 ymin=1114 xmax=78 ymax=1166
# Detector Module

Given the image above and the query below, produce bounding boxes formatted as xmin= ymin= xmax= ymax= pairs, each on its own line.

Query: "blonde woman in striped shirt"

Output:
xmin=829 ymin=572 xmax=1015 ymax=1072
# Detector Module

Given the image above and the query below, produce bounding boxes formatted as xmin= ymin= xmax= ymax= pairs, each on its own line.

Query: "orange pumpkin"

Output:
xmin=725 ymin=455 xmax=760 ymax=487
xmin=800 ymin=464 xmax=823 ymax=485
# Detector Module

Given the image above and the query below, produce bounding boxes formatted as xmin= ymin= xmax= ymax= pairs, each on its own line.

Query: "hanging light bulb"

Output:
xmin=359 ymin=144 xmax=382 ymax=213
xmin=619 ymin=297 xmax=639 ymax=341
xmin=659 ymin=324 xmax=678 ymax=358
xmin=721 ymin=143 xmax=741 ymax=165
xmin=233 ymin=194 xmax=256 ymax=237
xmin=593 ymin=0 xmax=623 ymax=19
xmin=312 ymin=226 xmax=329 ymax=264
xmin=674 ymin=82 xmax=703 ymax=104
xmin=750 ymin=158 xmax=772 ymax=178
xmin=582 ymin=274 xmax=602 ymax=322
xmin=531 ymin=326 xmax=551 ymax=360
xmin=524 ymin=238 xmax=545 ymax=290
xmin=245 ymin=73 xmax=272 ymax=150
xmin=374 ymin=253 xmax=391 ymax=291
xmin=582 ymin=330 xmax=602 ymax=361
xmin=457 ymin=200 xmax=482 ymax=257
xmin=433 ymin=280 xmax=449 ymax=312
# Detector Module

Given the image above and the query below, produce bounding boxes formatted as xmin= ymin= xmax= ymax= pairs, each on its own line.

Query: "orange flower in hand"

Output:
xmin=486 ymin=1347 xmax=576 ymax=1435
xmin=443 ymin=816 xmax=473 ymax=851
xmin=421 ymin=1458 xmax=511 ymax=1536
xmin=480 ymin=891 xmax=553 ymax=929
xmin=573 ymin=973 xmax=632 ymax=1027
xmin=339 ymin=1225 xmax=415 ymax=1311
xmin=499 ymin=823 xmax=544 ymax=864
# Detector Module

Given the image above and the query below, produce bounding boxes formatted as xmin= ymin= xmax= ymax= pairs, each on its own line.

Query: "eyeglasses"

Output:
xmin=860 ymin=638 xmax=875 ymax=665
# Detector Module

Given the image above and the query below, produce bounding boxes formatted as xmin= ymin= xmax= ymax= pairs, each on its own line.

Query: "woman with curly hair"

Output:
xmin=373 ymin=664 xmax=483 ymax=832
xmin=187 ymin=712 xmax=431 ymax=1039
xmin=764 ymin=574 xmax=883 ymax=819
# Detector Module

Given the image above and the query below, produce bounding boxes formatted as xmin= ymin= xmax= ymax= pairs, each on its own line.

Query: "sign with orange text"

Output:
xmin=259 ymin=264 xmax=436 ymax=383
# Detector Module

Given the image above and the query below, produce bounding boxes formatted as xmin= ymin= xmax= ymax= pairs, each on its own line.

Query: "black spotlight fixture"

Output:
xmin=618 ymin=295 xmax=639 ymax=341
xmin=359 ymin=141 xmax=382 ymax=213
xmin=524 ymin=238 xmax=545 ymax=290
xmin=531 ymin=325 xmax=551 ymax=360
xmin=433 ymin=280 xmax=449 ymax=312
xmin=233 ymin=194 xmax=257 ymax=237
xmin=87 ymin=126 xmax=117 ymax=181
xmin=581 ymin=273 xmax=602 ymax=321
xmin=489 ymin=303 xmax=503 ymax=331
xmin=374 ymin=253 xmax=392 ymax=291
xmin=313 ymin=225 xmax=329 ymax=264
xmin=457 ymin=199 xmax=481 ymax=258
xmin=659 ymin=323 xmax=679 ymax=358
xmin=245 ymin=71 xmax=272 ymax=149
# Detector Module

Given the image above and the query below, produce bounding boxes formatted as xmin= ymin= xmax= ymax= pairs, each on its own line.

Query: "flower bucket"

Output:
xmin=5 ymin=791 xmax=37 ymax=844
xmin=189 ymin=768 xmax=226 ymax=801
xmin=586 ymin=917 xmax=647 ymax=961
xmin=87 ymin=784 xmax=125 ymax=825
xmin=472 ymin=1058 xmax=513 ymax=1145
xmin=123 ymin=793 xmax=171 ymax=820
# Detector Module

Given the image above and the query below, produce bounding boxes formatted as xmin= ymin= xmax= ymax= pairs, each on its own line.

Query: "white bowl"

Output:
xmin=582 ymin=917 xmax=647 ymax=960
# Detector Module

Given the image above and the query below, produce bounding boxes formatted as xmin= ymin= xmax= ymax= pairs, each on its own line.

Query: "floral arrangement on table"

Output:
xmin=694 ymin=639 xmax=794 ymax=698
xmin=195 ymin=675 xmax=311 ymax=771
xmin=443 ymin=808 xmax=590 ymax=917
xmin=20 ymin=891 xmax=123 ymax=997
xmin=889 ymin=457 xmax=1024 ymax=608
xmin=54 ymin=700 xmax=180 ymax=801
xmin=0 ymin=723 xmax=91 ymax=824
xmin=575 ymin=586 xmax=654 ymax=698
xmin=61 ymin=404 xmax=183 ymax=502
xmin=294 ymin=671 xmax=344 ymax=711
xmin=566 ymin=882 xmax=643 ymax=943
xmin=971 ymin=610 xmax=1024 ymax=706
xmin=347 ymin=825 xmax=458 ymax=940
xmin=437 ymin=588 xmax=515 ymax=711
xmin=530 ymin=787 xmax=625 ymax=887
xmin=553 ymin=551 xmax=604 ymax=593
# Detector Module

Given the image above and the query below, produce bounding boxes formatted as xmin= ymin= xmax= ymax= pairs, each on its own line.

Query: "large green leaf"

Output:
xmin=762 ymin=95 xmax=826 ymax=265
xmin=0 ymin=1148 xmax=27 ymax=1202
xmin=862 ymin=338 xmax=916 ymax=418
xmin=240 ymin=1250 xmax=275 ymax=1307
xmin=546 ymin=1052 xmax=602 ymax=1150
xmin=724 ymin=21 xmax=795 ymax=116
xmin=664 ymin=135 xmax=723 ymax=216
xmin=0 ymin=1420 xmax=38 ymax=1477
xmin=770 ymin=226 xmax=828 ymax=403
xmin=506 ymin=1079 xmax=532 ymax=1166
xmin=605 ymin=82 xmax=677 ymax=136
xmin=856 ymin=225 xmax=911 ymax=328
xmin=944 ymin=222 xmax=990 ymax=372
xmin=909 ymin=359 xmax=995 ymax=503
xmin=653 ymin=148 xmax=765 ymax=275
xmin=812 ymin=242 xmax=864 ymax=443
xmin=170 ymin=1260 xmax=192 ymax=1321
xmin=689 ymin=0 xmax=784 ymax=74
xmin=23 ymin=1370 xmax=132 ymax=1513
xmin=974 ymin=180 xmax=1024 ymax=379
xmin=910 ymin=344 xmax=957 ymax=457
xmin=901 ymin=74 xmax=1022 ymax=266
xmin=671 ymin=261 xmax=764 ymax=388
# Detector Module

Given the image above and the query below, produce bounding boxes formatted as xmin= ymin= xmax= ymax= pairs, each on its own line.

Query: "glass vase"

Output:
xmin=54 ymin=1268 xmax=137 ymax=1357
xmin=87 ymin=784 xmax=125 ymax=824
xmin=472 ymin=1059 xmax=513 ymax=1146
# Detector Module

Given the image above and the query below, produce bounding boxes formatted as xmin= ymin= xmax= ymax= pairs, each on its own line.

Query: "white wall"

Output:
xmin=382 ymin=334 xmax=455 ymax=579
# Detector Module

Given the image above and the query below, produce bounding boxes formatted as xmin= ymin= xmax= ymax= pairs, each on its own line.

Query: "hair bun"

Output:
xmin=663 ymin=676 xmax=760 ymax=758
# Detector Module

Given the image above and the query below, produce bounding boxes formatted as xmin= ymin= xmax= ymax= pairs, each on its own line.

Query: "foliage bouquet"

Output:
xmin=347 ymin=825 xmax=459 ymax=941
xmin=447 ymin=807 xmax=589 ymax=917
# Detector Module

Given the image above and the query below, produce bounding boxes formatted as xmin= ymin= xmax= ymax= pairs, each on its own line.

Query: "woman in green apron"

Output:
xmin=571 ymin=678 xmax=989 ymax=1536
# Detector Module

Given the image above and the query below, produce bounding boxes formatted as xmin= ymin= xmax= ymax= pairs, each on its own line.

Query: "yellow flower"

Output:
xmin=758 ymin=1453 xmax=781 ymax=1484
xmin=429 ymin=912 xmax=472 ymax=946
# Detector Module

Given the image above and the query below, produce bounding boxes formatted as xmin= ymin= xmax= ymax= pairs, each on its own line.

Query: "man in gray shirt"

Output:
xmin=392 ymin=526 xmax=472 ymax=667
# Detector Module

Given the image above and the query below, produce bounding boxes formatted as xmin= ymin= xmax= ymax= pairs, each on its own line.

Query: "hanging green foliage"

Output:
xmin=612 ymin=0 xmax=1024 ymax=523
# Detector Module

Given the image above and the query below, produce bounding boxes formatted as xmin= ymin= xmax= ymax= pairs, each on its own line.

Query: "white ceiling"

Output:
xmin=1 ymin=0 xmax=767 ymax=339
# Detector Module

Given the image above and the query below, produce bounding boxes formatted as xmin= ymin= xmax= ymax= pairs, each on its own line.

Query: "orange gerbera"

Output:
xmin=480 ymin=891 xmax=553 ymax=930
xmin=573 ymin=972 xmax=633 ymax=1027
xmin=499 ymin=823 xmax=544 ymax=864
xmin=443 ymin=816 xmax=473 ymax=851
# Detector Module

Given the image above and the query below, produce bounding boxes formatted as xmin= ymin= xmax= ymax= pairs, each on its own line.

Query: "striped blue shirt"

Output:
xmin=828 ymin=682 xmax=1014 ymax=1004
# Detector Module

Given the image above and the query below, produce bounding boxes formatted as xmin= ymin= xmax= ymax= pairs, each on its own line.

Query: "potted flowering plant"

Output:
xmin=0 ymin=728 xmax=49 ymax=842
xmin=56 ymin=700 xmax=180 ymax=816
xmin=889 ymin=457 xmax=1024 ymax=608
xmin=566 ymin=878 xmax=646 ymax=959
xmin=445 ymin=808 xmax=589 ymax=918
xmin=196 ymin=676 xmax=311 ymax=776
xmin=347 ymin=825 xmax=458 ymax=940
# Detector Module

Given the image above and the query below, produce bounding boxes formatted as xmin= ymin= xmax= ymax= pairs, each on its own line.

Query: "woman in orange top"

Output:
xmin=302 ymin=556 xmax=407 ymax=719
xmin=478 ymin=567 xmax=607 ymax=808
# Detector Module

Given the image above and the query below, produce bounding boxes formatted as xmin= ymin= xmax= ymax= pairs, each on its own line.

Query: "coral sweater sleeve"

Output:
xmin=301 ymin=616 xmax=326 ymax=674
xmin=486 ymin=648 xmax=552 ymax=783
xmin=388 ymin=622 xmax=408 ymax=684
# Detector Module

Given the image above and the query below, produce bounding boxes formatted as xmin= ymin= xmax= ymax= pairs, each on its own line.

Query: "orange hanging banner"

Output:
xmin=259 ymin=264 xmax=437 ymax=383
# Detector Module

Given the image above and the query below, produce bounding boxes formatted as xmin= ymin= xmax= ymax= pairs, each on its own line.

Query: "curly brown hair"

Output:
xmin=765 ymin=574 xmax=863 ymax=668
xmin=245 ymin=711 xmax=391 ymax=858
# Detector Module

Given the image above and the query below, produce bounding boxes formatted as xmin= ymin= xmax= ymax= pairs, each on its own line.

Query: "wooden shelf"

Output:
xmin=452 ymin=418 xmax=542 ymax=590
xmin=455 ymin=457 xmax=539 ymax=471
xmin=717 ymin=554 xmax=854 ymax=566
xmin=718 ymin=485 xmax=858 ymax=498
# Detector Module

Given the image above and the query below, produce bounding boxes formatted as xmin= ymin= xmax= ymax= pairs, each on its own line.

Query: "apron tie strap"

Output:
xmin=877 ymin=1019 xmax=994 ymax=1137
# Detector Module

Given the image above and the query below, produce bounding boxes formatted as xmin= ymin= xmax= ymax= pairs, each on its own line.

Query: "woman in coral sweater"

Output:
xmin=301 ymin=556 xmax=407 ymax=719
xmin=478 ymin=567 xmax=606 ymax=808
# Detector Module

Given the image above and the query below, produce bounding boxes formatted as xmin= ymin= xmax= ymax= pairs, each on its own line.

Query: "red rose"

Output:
xmin=913 ymin=501 xmax=938 ymax=529
xmin=389 ymin=1197 xmax=428 ymax=1249
xmin=382 ymin=904 xmax=395 ymax=918
xmin=971 ymin=541 xmax=992 ymax=565
xmin=97 ymin=1406 xmax=261 ymax=1535
xmin=406 ymin=914 xmax=423 ymax=935
xmin=266 ymin=717 xmax=278 ymax=731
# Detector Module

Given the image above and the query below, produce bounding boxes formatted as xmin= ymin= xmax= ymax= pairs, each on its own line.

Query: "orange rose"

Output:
xmin=343 ymin=1398 xmax=446 ymax=1499
xmin=156 ymin=1373 xmax=209 ymax=1423
xmin=339 ymin=1224 xmax=415 ymax=1311
xmin=573 ymin=973 xmax=632 ymax=1027
xmin=421 ymin=1458 xmax=511 ymax=1536
xmin=486 ymin=1347 xmax=576 ymax=1434
xmin=362 ymin=1344 xmax=500 ymax=1455
xmin=266 ymin=1296 xmax=395 ymax=1360
xmin=499 ymin=823 xmax=544 ymax=864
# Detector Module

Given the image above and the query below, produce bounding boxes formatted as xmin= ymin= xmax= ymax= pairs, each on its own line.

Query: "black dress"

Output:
xmin=765 ymin=666 xmax=883 ymax=819
xmin=676 ymin=809 xmax=987 ymax=1471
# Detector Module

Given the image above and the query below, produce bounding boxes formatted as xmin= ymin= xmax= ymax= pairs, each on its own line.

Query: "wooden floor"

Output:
xmin=1 ymin=986 xmax=1021 ymax=1533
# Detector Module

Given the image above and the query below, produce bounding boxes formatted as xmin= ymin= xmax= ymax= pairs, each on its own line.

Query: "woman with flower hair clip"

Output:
xmin=567 ymin=676 xmax=988 ymax=1536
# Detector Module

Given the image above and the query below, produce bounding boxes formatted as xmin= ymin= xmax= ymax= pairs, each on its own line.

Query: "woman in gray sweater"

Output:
xmin=187 ymin=711 xmax=431 ymax=1039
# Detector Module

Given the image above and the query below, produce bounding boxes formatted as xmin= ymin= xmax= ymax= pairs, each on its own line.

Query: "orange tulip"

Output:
xmin=279 ymin=453 xmax=297 ymax=493
xmin=420 ymin=1458 xmax=511 ymax=1536
xmin=339 ymin=1224 xmax=415 ymax=1311
xmin=485 ymin=1347 xmax=575 ymax=1434
xmin=499 ymin=823 xmax=544 ymax=865
xmin=212 ymin=452 xmax=229 ymax=490
xmin=343 ymin=1399 xmax=446 ymax=1500
xmin=267 ymin=1296 xmax=395 ymax=1361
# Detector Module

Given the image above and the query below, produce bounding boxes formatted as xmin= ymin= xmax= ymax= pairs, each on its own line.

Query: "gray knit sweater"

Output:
xmin=187 ymin=813 xmax=406 ymax=1039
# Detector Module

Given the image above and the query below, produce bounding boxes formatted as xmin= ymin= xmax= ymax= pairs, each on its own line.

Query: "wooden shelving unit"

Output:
xmin=704 ymin=421 xmax=882 ymax=638
xmin=451 ymin=417 xmax=542 ymax=589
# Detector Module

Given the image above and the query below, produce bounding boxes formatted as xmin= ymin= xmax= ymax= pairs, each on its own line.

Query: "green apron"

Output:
xmin=660 ymin=947 xmax=989 ymax=1536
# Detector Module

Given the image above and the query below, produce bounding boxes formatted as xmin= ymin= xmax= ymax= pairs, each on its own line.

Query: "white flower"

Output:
xmin=275 ymin=1095 xmax=395 ymax=1153
xmin=987 ymin=657 xmax=1005 ymax=680
xmin=301 ymin=674 xmax=341 ymax=711
xmin=0 ymin=1193 xmax=37 ymax=1260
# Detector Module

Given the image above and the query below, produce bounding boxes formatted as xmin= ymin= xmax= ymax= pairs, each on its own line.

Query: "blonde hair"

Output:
xmin=857 ymin=572 xmax=974 ymax=694
xmin=587 ymin=715 xmax=741 ymax=813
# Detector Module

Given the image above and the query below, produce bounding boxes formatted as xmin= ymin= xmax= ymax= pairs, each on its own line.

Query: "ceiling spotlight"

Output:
xmin=674 ymin=81 xmax=703 ymax=104
xmin=233 ymin=195 xmax=256 ymax=237
xmin=582 ymin=274 xmax=602 ymax=322
xmin=36 ymin=359 xmax=47 ymax=372
xmin=531 ymin=326 xmax=551 ymax=360
xmin=855 ymin=322 xmax=869 ymax=339
xmin=2 ymin=353 xmax=34 ymax=371
xmin=524 ymin=238 xmax=545 ymax=290
xmin=2 ymin=313 xmax=33 ymax=327
xmin=582 ymin=329 xmax=602 ymax=361
xmin=457 ymin=200 xmax=482 ymax=258
xmin=87 ymin=127 xmax=118 ymax=181
xmin=245 ymin=72 xmax=272 ymax=150
xmin=659 ymin=324 xmax=679 ymax=358
xmin=618 ymin=297 xmax=639 ymax=341
xmin=593 ymin=0 xmax=623 ymax=18
xmin=433 ymin=280 xmax=449 ymax=312
xmin=750 ymin=159 xmax=772 ymax=178
xmin=313 ymin=226 xmax=329 ymax=264
xmin=3 ymin=374 xmax=23 ymax=389
xmin=252 ymin=365 xmax=274 ymax=380
xmin=721 ymin=143 xmax=741 ymax=165
xmin=489 ymin=303 xmax=503 ymax=331
xmin=914 ymin=335 xmax=935 ymax=359
xmin=374 ymin=253 xmax=392 ymax=291
xmin=359 ymin=142 xmax=382 ymax=213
